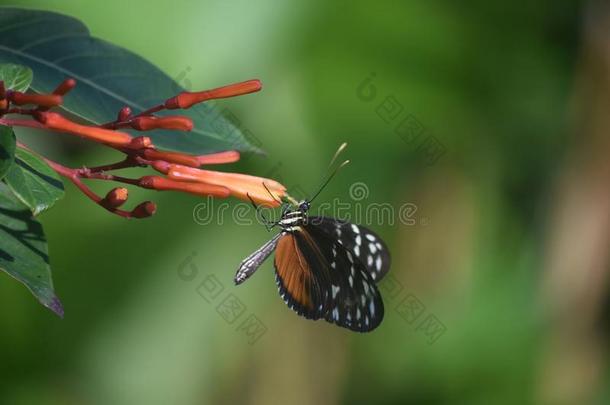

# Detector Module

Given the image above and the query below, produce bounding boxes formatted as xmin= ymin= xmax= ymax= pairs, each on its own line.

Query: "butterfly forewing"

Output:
xmin=303 ymin=223 xmax=384 ymax=331
xmin=308 ymin=216 xmax=391 ymax=282
xmin=274 ymin=225 xmax=384 ymax=332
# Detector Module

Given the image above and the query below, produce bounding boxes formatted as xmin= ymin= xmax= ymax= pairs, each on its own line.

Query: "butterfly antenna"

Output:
xmin=247 ymin=192 xmax=276 ymax=230
xmin=328 ymin=142 xmax=348 ymax=168
xmin=309 ymin=159 xmax=350 ymax=203
xmin=262 ymin=182 xmax=282 ymax=205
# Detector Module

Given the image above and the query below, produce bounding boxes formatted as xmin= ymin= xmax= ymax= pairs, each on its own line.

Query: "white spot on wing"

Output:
xmin=355 ymin=235 xmax=362 ymax=245
xmin=369 ymin=243 xmax=377 ymax=254
xmin=332 ymin=285 xmax=340 ymax=299
xmin=354 ymin=245 xmax=360 ymax=256
xmin=376 ymin=256 xmax=382 ymax=271
xmin=351 ymin=224 xmax=360 ymax=234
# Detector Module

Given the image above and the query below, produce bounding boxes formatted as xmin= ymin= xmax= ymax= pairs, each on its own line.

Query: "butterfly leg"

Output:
xmin=247 ymin=193 xmax=278 ymax=231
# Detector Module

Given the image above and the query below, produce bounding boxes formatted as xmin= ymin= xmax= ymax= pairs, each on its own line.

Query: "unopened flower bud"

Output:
xmin=128 ymin=136 xmax=153 ymax=150
xmin=131 ymin=116 xmax=193 ymax=131
xmin=36 ymin=112 xmax=133 ymax=147
xmin=52 ymin=78 xmax=76 ymax=96
xmin=164 ymin=79 xmax=262 ymax=110
xmin=118 ymin=106 xmax=132 ymax=121
xmin=142 ymin=148 xmax=200 ymax=167
xmin=150 ymin=160 xmax=171 ymax=174
xmin=101 ymin=187 xmax=128 ymax=209
xmin=10 ymin=91 xmax=62 ymax=108
xmin=131 ymin=201 xmax=157 ymax=218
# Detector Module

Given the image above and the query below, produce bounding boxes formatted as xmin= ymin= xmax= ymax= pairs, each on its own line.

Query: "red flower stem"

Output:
xmin=15 ymin=142 xmax=142 ymax=218
xmin=86 ymin=157 xmax=145 ymax=173
xmin=5 ymin=108 xmax=36 ymax=115
xmin=0 ymin=118 xmax=45 ymax=129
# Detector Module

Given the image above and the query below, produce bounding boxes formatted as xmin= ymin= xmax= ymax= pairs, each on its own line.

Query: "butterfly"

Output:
xmin=234 ymin=145 xmax=391 ymax=332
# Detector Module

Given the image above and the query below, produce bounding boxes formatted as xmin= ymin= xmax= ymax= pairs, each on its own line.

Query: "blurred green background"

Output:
xmin=2 ymin=0 xmax=609 ymax=404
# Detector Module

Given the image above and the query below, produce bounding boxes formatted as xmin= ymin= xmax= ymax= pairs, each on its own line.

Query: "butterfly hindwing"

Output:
xmin=274 ymin=231 xmax=328 ymax=320
xmin=308 ymin=216 xmax=391 ymax=282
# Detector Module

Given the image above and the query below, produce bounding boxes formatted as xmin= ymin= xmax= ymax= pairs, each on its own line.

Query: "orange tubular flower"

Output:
xmin=196 ymin=150 xmax=240 ymax=165
xmin=139 ymin=175 xmax=231 ymax=198
xmin=142 ymin=149 xmax=200 ymax=167
xmin=166 ymin=164 xmax=287 ymax=206
xmin=164 ymin=79 xmax=262 ymax=110
xmin=36 ymin=112 xmax=133 ymax=148
xmin=2 ymin=74 xmax=287 ymax=220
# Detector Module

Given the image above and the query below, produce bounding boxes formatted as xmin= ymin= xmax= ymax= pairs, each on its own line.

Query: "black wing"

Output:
xmin=308 ymin=216 xmax=391 ymax=282
xmin=274 ymin=225 xmax=384 ymax=332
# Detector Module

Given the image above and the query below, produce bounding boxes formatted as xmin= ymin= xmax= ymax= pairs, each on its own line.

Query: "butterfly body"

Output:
xmin=235 ymin=200 xmax=390 ymax=332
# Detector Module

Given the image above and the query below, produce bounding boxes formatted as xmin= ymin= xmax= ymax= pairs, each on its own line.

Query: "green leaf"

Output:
xmin=0 ymin=125 xmax=16 ymax=179
xmin=0 ymin=63 xmax=33 ymax=92
xmin=0 ymin=183 xmax=63 ymax=317
xmin=4 ymin=148 xmax=65 ymax=216
xmin=0 ymin=7 xmax=261 ymax=155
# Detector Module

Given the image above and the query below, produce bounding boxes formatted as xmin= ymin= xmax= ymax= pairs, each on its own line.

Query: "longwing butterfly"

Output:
xmin=234 ymin=145 xmax=391 ymax=332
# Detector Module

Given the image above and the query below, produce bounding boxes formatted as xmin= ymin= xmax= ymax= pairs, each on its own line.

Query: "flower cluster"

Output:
xmin=0 ymin=78 xmax=287 ymax=218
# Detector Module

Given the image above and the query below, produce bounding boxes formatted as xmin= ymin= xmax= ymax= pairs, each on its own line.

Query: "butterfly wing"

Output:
xmin=308 ymin=216 xmax=391 ymax=282
xmin=274 ymin=225 xmax=384 ymax=332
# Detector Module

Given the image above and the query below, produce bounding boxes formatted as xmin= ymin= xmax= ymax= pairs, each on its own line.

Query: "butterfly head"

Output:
xmin=298 ymin=200 xmax=311 ymax=212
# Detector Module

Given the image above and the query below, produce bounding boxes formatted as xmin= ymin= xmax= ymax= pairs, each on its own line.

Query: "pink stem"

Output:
xmin=16 ymin=141 xmax=139 ymax=219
